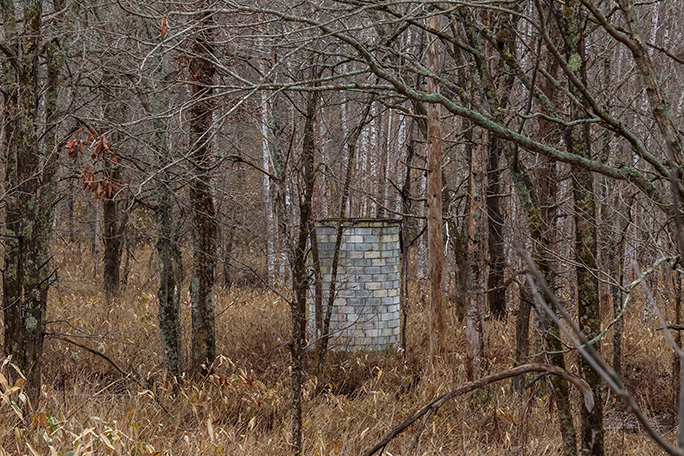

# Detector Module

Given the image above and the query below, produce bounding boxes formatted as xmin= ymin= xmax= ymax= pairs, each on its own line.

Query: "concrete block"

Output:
xmin=380 ymin=234 xmax=399 ymax=243
xmin=337 ymin=289 xmax=356 ymax=298
xmin=364 ymin=250 xmax=381 ymax=259
xmin=348 ymin=258 xmax=367 ymax=266
xmin=372 ymin=275 xmax=389 ymax=284
xmin=365 ymin=281 xmax=381 ymax=290
xmin=355 ymin=290 xmax=374 ymax=298
xmin=345 ymin=266 xmax=364 ymax=275
xmin=374 ymin=289 xmax=388 ymax=298
xmin=380 ymin=297 xmax=396 ymax=305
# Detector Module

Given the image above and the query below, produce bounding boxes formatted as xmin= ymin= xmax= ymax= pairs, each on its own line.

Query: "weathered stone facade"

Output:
xmin=310 ymin=219 xmax=401 ymax=351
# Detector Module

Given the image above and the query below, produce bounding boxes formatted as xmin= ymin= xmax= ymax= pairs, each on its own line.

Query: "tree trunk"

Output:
xmin=261 ymin=73 xmax=275 ymax=284
xmin=513 ymin=284 xmax=532 ymax=393
xmin=560 ymin=1 xmax=604 ymax=453
xmin=487 ymin=137 xmax=506 ymax=319
xmin=290 ymin=90 xmax=319 ymax=455
xmin=1 ymin=0 xmax=62 ymax=405
xmin=157 ymin=179 xmax=183 ymax=379
xmin=466 ymin=134 xmax=485 ymax=380
xmin=103 ymin=189 xmax=125 ymax=304
xmin=674 ymin=273 xmax=682 ymax=409
xmin=189 ymin=6 xmax=218 ymax=376
xmin=153 ymin=99 xmax=183 ymax=378
xmin=426 ymin=14 xmax=448 ymax=364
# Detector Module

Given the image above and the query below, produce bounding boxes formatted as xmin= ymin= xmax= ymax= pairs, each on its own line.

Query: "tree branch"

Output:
xmin=362 ymin=363 xmax=593 ymax=456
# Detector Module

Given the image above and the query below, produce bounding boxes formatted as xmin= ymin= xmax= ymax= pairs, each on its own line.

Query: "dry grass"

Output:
xmin=0 ymin=244 xmax=680 ymax=455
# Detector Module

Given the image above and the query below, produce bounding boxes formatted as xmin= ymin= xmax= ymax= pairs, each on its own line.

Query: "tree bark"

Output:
xmin=189 ymin=6 xmax=218 ymax=376
xmin=559 ymin=1 xmax=604 ymax=453
xmin=102 ymin=186 xmax=126 ymax=304
xmin=1 ymin=0 xmax=64 ymax=405
xmin=290 ymin=90 xmax=319 ymax=455
xmin=157 ymin=178 xmax=183 ymax=379
xmin=153 ymin=85 xmax=183 ymax=378
xmin=426 ymin=14 xmax=448 ymax=364
xmin=466 ymin=134 xmax=485 ymax=380
xmin=487 ymin=136 xmax=507 ymax=320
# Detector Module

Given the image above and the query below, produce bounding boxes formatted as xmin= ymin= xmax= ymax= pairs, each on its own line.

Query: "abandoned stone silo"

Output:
xmin=310 ymin=219 xmax=401 ymax=351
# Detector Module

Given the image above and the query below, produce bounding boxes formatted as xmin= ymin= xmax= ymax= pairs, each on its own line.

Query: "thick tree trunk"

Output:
xmin=426 ymin=14 xmax=448 ymax=364
xmin=189 ymin=6 xmax=218 ymax=376
xmin=466 ymin=134 xmax=486 ymax=380
xmin=487 ymin=137 xmax=506 ymax=319
xmin=1 ymin=0 xmax=61 ymax=405
xmin=157 ymin=180 xmax=183 ymax=379
xmin=559 ymin=1 xmax=604 ymax=453
xmin=154 ymin=103 xmax=183 ymax=378
xmin=103 ymin=189 xmax=126 ymax=304
xmin=571 ymin=162 xmax=604 ymax=456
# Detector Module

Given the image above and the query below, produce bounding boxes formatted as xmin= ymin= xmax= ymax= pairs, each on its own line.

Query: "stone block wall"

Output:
xmin=310 ymin=219 xmax=401 ymax=351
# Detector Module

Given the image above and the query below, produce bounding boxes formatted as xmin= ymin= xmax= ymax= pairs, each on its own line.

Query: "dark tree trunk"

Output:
xmin=153 ymin=89 xmax=183 ymax=378
xmin=1 ymin=0 xmax=63 ymax=405
xmin=487 ymin=137 xmax=506 ymax=319
xmin=558 ymin=1 xmax=604 ymax=453
xmin=157 ymin=180 xmax=183 ymax=379
xmin=103 ymin=188 xmax=126 ymax=304
xmin=189 ymin=6 xmax=218 ymax=377
xmin=290 ymin=90 xmax=319 ymax=455
xmin=513 ymin=286 xmax=532 ymax=393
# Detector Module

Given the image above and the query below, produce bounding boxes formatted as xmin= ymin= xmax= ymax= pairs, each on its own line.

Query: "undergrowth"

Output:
xmin=0 ymin=244 xmax=679 ymax=455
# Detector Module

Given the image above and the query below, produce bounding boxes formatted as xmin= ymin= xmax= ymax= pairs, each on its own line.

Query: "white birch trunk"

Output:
xmin=260 ymin=74 xmax=275 ymax=284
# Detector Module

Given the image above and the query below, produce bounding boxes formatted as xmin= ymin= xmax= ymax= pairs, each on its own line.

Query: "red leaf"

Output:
xmin=65 ymin=139 xmax=84 ymax=159
xmin=161 ymin=16 xmax=168 ymax=39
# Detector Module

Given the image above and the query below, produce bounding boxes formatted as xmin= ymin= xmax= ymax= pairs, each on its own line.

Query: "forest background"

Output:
xmin=2 ymin=0 xmax=684 ymax=454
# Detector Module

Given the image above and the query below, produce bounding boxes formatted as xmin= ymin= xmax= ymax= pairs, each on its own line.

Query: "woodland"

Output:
xmin=2 ymin=0 xmax=684 ymax=455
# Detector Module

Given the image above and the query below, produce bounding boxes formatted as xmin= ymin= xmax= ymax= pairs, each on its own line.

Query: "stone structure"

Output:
xmin=310 ymin=219 xmax=401 ymax=351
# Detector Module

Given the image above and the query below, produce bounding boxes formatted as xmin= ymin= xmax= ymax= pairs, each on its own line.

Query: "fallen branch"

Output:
xmin=362 ymin=363 xmax=593 ymax=456
xmin=45 ymin=332 xmax=133 ymax=382
xmin=45 ymin=332 xmax=172 ymax=415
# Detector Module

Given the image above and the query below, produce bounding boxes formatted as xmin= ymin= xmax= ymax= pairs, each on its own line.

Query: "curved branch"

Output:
xmin=362 ymin=363 xmax=593 ymax=456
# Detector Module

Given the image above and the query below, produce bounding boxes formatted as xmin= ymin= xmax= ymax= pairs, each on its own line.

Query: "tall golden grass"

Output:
xmin=0 ymin=244 xmax=679 ymax=455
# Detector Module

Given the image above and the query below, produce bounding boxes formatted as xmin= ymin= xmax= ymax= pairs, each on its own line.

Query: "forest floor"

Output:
xmin=0 ymin=245 xmax=680 ymax=455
